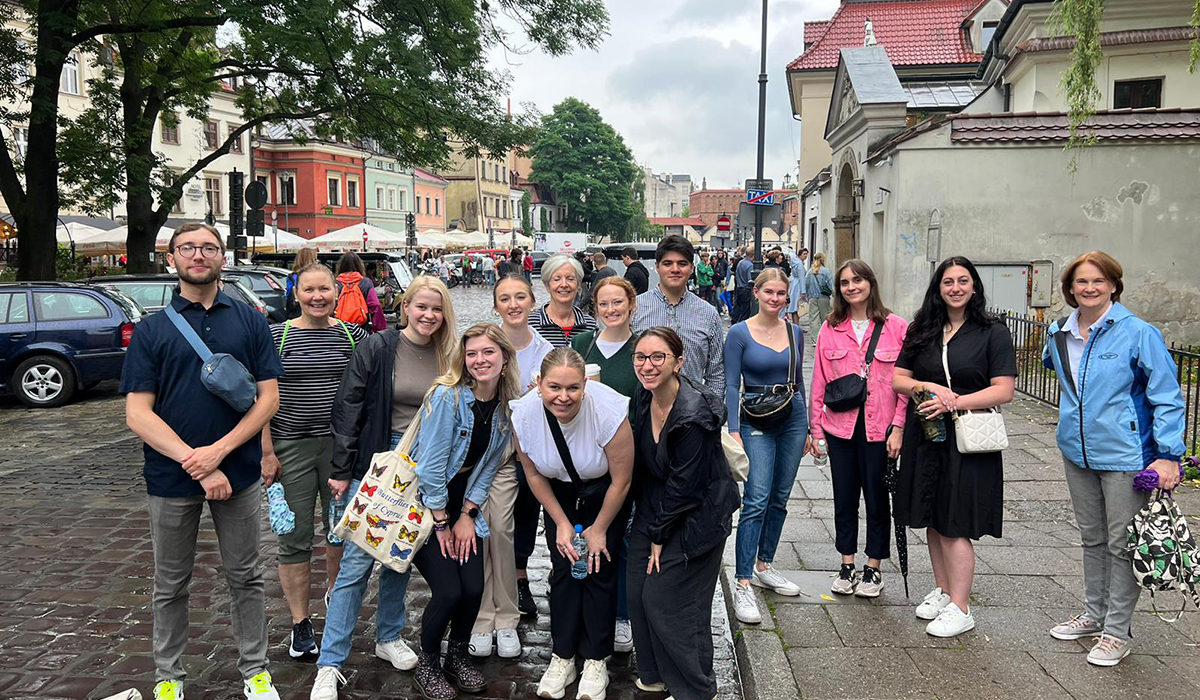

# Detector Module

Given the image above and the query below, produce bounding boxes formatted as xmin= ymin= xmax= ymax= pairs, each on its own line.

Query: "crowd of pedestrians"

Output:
xmin=121 ymin=222 xmax=1188 ymax=700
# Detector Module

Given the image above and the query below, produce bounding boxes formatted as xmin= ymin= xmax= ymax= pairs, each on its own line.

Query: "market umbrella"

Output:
xmin=884 ymin=456 xmax=909 ymax=598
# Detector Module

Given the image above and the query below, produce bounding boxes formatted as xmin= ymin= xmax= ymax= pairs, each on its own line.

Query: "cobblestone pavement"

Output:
xmin=0 ymin=282 xmax=742 ymax=700
xmin=725 ymin=339 xmax=1200 ymax=700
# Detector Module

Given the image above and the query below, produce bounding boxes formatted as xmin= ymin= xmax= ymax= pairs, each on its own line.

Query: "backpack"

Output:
xmin=334 ymin=272 xmax=371 ymax=329
xmin=284 ymin=273 xmax=301 ymax=319
xmin=1126 ymin=490 xmax=1200 ymax=621
xmin=817 ymin=270 xmax=833 ymax=296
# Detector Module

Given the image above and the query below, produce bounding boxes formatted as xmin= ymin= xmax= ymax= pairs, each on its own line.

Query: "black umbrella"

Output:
xmin=884 ymin=456 xmax=909 ymax=599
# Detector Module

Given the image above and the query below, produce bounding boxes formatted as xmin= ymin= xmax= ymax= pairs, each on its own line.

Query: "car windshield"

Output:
xmin=101 ymin=287 xmax=145 ymax=320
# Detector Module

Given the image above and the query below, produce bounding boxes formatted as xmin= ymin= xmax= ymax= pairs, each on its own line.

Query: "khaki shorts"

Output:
xmin=275 ymin=435 xmax=336 ymax=564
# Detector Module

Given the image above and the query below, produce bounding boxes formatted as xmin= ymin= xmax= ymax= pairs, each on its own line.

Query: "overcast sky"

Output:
xmin=489 ymin=0 xmax=840 ymax=190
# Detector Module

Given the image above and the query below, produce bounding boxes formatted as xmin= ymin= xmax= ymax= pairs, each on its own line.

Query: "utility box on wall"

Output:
xmin=1030 ymin=261 xmax=1053 ymax=308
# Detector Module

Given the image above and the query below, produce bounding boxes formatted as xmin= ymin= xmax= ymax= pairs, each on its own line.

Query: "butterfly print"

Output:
xmin=359 ymin=484 xmax=378 ymax=497
xmin=394 ymin=476 xmax=413 ymax=492
xmin=390 ymin=543 xmax=413 ymax=559
xmin=407 ymin=506 xmax=423 ymax=524
xmin=351 ymin=498 xmax=368 ymax=515
xmin=397 ymin=525 xmax=420 ymax=543
xmin=367 ymin=514 xmax=397 ymax=529
xmin=345 ymin=519 xmax=361 ymax=531
xmin=364 ymin=530 xmax=384 ymax=547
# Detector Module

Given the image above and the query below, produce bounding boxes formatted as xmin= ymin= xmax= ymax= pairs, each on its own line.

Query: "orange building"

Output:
xmin=413 ymin=168 xmax=448 ymax=233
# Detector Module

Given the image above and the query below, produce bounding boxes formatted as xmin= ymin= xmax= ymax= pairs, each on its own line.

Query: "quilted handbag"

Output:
xmin=1126 ymin=490 xmax=1200 ymax=621
xmin=941 ymin=343 xmax=1008 ymax=453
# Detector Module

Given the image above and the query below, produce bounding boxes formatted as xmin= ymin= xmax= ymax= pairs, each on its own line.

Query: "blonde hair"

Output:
xmin=811 ymin=252 xmax=827 ymax=274
xmin=430 ymin=323 xmax=520 ymax=423
xmin=539 ymin=346 xmax=586 ymax=380
xmin=754 ymin=266 xmax=788 ymax=289
xmin=293 ymin=248 xmax=318 ymax=272
xmin=399 ymin=276 xmax=457 ymax=373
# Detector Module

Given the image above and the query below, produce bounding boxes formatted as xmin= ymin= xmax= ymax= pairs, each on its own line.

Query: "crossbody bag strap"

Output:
xmin=165 ymin=303 xmax=214 ymax=362
xmin=278 ymin=320 xmax=290 ymax=355
xmin=941 ymin=341 xmax=953 ymax=394
xmin=544 ymin=406 xmax=583 ymax=486
xmin=786 ymin=321 xmax=797 ymax=389
xmin=338 ymin=320 xmax=356 ymax=352
xmin=862 ymin=320 xmax=884 ymax=380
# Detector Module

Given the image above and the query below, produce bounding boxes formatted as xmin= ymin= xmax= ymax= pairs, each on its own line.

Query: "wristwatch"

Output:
xmin=466 ymin=506 xmax=480 ymax=520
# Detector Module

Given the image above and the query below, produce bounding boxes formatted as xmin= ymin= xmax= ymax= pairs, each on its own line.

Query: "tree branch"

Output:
xmin=0 ymin=128 xmax=28 ymax=217
xmin=70 ymin=16 xmax=227 ymax=46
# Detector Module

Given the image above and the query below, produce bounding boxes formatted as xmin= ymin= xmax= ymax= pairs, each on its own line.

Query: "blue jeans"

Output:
xmin=317 ymin=439 xmax=412 ymax=667
xmin=736 ymin=400 xmax=808 ymax=580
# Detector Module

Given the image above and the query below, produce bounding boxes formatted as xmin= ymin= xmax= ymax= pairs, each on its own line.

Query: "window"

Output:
xmin=60 ymin=51 xmax=80 ymax=94
xmin=111 ymin=283 xmax=169 ymax=310
xmin=981 ymin=21 xmax=999 ymax=50
xmin=481 ymin=162 xmax=488 ymax=180
xmin=161 ymin=121 xmax=179 ymax=145
xmin=416 ymin=195 xmax=421 ymax=214
xmin=435 ymin=198 xmax=440 ymax=216
xmin=503 ymin=200 xmax=509 ymax=218
xmin=204 ymin=176 xmax=223 ymax=215
xmin=279 ymin=174 xmax=296 ymax=206
xmin=33 ymin=292 xmax=109 ymax=321
xmin=1114 ymin=78 xmax=1162 ymax=109
xmin=0 ymin=292 xmax=30 ymax=323
xmin=376 ymin=186 xmax=385 ymax=210
xmin=255 ymin=175 xmax=269 ymax=204
xmin=204 ymin=120 xmax=219 ymax=149
xmin=398 ymin=190 xmax=406 ymax=211
xmin=228 ymin=125 xmax=242 ymax=153
xmin=347 ymin=179 xmax=358 ymax=208
xmin=386 ymin=188 xmax=395 ymax=211
xmin=171 ymin=171 xmax=186 ymax=213
xmin=426 ymin=196 xmax=431 ymax=216
xmin=13 ymin=127 xmax=28 ymax=163
xmin=15 ymin=41 xmax=31 ymax=85
xmin=328 ymin=176 xmax=341 ymax=206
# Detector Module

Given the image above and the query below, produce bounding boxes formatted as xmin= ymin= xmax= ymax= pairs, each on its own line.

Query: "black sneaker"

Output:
xmin=517 ymin=578 xmax=537 ymax=617
xmin=830 ymin=563 xmax=858 ymax=596
xmin=289 ymin=617 xmax=319 ymax=659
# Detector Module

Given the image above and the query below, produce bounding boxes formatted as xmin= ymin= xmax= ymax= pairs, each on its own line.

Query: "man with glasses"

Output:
xmin=122 ymin=223 xmax=285 ymax=700
xmin=632 ymin=235 xmax=725 ymax=396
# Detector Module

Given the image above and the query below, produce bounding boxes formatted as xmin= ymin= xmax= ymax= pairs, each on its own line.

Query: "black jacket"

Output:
xmin=331 ymin=328 xmax=401 ymax=482
xmin=633 ymin=374 xmax=740 ymax=558
xmin=624 ymin=260 xmax=650 ymax=295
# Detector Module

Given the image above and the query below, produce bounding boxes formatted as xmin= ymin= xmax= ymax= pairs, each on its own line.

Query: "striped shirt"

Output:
xmin=632 ymin=287 xmax=726 ymax=395
xmin=530 ymin=304 xmax=597 ymax=348
xmin=269 ymin=320 xmax=369 ymax=440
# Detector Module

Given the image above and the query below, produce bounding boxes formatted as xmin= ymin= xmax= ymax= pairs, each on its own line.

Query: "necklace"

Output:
xmin=756 ymin=318 xmax=783 ymax=341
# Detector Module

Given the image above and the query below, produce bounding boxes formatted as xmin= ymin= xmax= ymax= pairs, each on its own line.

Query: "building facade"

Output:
xmin=363 ymin=153 xmax=415 ymax=234
xmin=439 ymin=148 xmax=514 ymax=234
xmin=413 ymin=168 xmax=448 ymax=233
xmin=641 ymin=168 xmax=693 ymax=218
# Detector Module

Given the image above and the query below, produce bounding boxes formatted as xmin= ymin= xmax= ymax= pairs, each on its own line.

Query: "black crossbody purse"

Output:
xmin=822 ymin=321 xmax=884 ymax=412
xmin=740 ymin=323 xmax=798 ymax=430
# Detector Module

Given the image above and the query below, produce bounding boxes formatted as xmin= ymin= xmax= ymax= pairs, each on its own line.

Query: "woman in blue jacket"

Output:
xmin=1042 ymin=251 xmax=1185 ymax=668
xmin=410 ymin=323 xmax=521 ymax=699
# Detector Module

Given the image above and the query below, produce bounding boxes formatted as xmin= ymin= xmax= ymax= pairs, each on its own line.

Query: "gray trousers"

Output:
xmin=148 ymin=481 xmax=268 ymax=681
xmin=1062 ymin=459 xmax=1150 ymax=639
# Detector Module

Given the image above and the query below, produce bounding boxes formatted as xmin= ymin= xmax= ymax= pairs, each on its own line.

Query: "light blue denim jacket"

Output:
xmin=411 ymin=384 xmax=512 ymax=537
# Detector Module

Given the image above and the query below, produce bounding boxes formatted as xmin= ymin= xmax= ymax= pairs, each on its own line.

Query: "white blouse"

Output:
xmin=509 ymin=381 xmax=629 ymax=482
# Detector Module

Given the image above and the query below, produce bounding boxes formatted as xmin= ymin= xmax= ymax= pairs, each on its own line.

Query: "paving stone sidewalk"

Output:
xmin=723 ymin=378 xmax=1200 ymax=700
xmin=0 ymin=383 xmax=742 ymax=700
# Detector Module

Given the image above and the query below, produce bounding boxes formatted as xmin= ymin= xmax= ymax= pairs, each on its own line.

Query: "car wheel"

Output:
xmin=13 ymin=355 xmax=76 ymax=408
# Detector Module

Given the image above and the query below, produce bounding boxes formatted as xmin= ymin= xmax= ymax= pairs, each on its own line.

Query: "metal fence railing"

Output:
xmin=995 ymin=309 xmax=1199 ymax=456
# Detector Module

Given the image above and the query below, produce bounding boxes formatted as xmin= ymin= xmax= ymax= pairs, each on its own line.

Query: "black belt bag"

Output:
xmin=740 ymin=322 xmax=798 ymax=430
xmin=822 ymin=321 xmax=883 ymax=413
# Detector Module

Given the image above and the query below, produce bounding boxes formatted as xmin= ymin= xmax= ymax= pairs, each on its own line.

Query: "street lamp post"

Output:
xmin=753 ymin=0 xmax=769 ymax=271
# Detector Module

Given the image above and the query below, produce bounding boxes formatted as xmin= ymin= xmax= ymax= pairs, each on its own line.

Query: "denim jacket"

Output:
xmin=411 ymin=384 xmax=513 ymax=537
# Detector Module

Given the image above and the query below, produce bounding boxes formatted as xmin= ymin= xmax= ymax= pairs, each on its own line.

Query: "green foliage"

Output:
xmin=539 ymin=207 xmax=549 ymax=232
xmin=681 ymin=203 xmax=690 ymax=217
xmin=520 ymin=190 xmax=532 ymax=233
xmin=529 ymin=97 xmax=640 ymax=237
xmin=1049 ymin=0 xmax=1105 ymax=172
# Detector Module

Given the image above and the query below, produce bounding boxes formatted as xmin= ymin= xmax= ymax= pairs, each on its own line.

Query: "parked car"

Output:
xmin=0 ymin=282 xmax=142 ymax=408
xmin=529 ymin=250 xmax=551 ymax=275
xmin=224 ymin=267 xmax=286 ymax=321
xmin=84 ymin=274 xmax=271 ymax=318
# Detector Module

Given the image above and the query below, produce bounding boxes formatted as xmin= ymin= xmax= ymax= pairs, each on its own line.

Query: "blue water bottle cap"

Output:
xmin=575 ymin=524 xmax=583 ymax=533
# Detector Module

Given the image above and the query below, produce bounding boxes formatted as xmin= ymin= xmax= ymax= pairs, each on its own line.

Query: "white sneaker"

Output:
xmin=925 ymin=602 xmax=975 ymax=638
xmin=538 ymin=654 xmax=578 ymax=699
xmin=496 ymin=628 xmax=522 ymax=658
xmin=915 ymin=587 xmax=952 ymax=620
xmin=732 ymin=583 xmax=762 ymax=624
xmin=309 ymin=667 xmax=346 ymax=700
xmin=576 ymin=659 xmax=608 ymax=700
xmin=752 ymin=565 xmax=802 ymax=596
xmin=1087 ymin=633 xmax=1132 ymax=667
xmin=613 ymin=619 xmax=633 ymax=653
xmin=375 ymin=638 xmax=418 ymax=671
xmin=635 ymin=679 xmax=667 ymax=692
xmin=469 ymin=631 xmax=493 ymax=658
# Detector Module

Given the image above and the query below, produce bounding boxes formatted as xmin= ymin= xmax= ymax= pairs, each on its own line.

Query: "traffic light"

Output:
xmin=406 ymin=212 xmax=417 ymax=246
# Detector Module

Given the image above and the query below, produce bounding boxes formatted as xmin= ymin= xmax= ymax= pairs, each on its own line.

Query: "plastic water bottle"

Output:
xmin=813 ymin=439 xmax=829 ymax=467
xmin=570 ymin=525 xmax=589 ymax=580
xmin=328 ymin=492 xmax=348 ymax=545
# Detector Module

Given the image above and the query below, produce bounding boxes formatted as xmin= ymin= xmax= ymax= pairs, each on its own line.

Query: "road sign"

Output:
xmin=716 ymin=215 xmax=731 ymax=232
xmin=245 ymin=180 xmax=268 ymax=210
xmin=746 ymin=189 xmax=775 ymax=206
xmin=745 ymin=178 xmax=773 ymax=191
xmin=738 ymin=202 xmax=782 ymax=230
xmin=324 ymin=207 xmax=334 ymax=215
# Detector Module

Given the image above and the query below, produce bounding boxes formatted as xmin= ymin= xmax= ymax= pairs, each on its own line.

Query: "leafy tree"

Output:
xmin=681 ymin=203 xmax=690 ymax=217
xmin=520 ymin=189 xmax=532 ymax=233
xmin=539 ymin=207 xmax=548 ymax=232
xmin=529 ymin=97 xmax=639 ymax=239
xmin=0 ymin=0 xmax=608 ymax=278
xmin=1051 ymin=0 xmax=1200 ymax=169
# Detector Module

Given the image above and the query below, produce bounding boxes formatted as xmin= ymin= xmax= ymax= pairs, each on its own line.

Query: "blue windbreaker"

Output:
xmin=1042 ymin=302 xmax=1186 ymax=471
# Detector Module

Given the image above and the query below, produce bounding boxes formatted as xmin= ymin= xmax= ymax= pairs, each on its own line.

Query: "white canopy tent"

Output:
xmin=309 ymin=223 xmax=407 ymax=250
xmin=251 ymin=230 xmax=311 ymax=251
xmin=57 ymin=222 xmax=106 ymax=245
xmin=417 ymin=230 xmax=450 ymax=248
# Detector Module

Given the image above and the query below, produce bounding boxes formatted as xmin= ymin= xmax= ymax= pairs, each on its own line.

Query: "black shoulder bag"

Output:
xmin=822 ymin=321 xmax=884 ymax=412
xmin=544 ymin=407 xmax=611 ymax=511
xmin=740 ymin=323 xmax=798 ymax=430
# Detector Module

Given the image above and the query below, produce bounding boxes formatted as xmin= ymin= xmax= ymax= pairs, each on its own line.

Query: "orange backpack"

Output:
xmin=334 ymin=272 xmax=370 ymax=328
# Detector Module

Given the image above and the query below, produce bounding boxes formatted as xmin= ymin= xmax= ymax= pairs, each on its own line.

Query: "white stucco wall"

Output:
xmin=1007 ymin=45 xmax=1200 ymax=113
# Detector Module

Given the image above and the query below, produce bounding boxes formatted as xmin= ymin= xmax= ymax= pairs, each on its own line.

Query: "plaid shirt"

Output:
xmin=632 ymin=287 xmax=725 ymax=395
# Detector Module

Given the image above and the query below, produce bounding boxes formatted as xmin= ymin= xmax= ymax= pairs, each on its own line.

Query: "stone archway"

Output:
xmin=832 ymin=158 xmax=859 ymax=265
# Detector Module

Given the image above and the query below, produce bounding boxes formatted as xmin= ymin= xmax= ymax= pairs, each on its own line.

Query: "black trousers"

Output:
xmin=826 ymin=412 xmax=891 ymax=560
xmin=514 ymin=468 xmax=541 ymax=570
xmin=545 ymin=478 xmax=631 ymax=661
xmin=626 ymin=526 xmax=724 ymax=700
xmin=412 ymin=471 xmax=485 ymax=654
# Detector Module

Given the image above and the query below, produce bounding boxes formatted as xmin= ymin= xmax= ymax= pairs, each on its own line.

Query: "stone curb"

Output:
xmin=720 ymin=568 xmax=799 ymax=700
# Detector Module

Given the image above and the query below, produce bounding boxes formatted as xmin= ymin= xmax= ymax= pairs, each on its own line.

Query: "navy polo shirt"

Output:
xmin=120 ymin=290 xmax=284 ymax=497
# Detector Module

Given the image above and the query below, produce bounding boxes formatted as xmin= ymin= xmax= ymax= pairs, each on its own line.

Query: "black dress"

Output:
xmin=894 ymin=320 xmax=1017 ymax=539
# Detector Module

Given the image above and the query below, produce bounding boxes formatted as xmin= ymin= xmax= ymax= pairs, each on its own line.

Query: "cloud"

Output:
xmin=666 ymin=0 xmax=757 ymax=26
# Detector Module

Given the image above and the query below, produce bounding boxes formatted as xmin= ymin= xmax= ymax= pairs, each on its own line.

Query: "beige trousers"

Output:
xmin=473 ymin=456 xmax=522 ymax=633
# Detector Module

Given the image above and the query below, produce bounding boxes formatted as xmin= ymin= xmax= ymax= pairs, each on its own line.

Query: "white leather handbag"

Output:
xmin=942 ymin=343 xmax=1008 ymax=453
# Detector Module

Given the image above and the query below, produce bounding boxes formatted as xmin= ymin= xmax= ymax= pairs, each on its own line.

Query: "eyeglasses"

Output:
xmin=632 ymin=352 xmax=674 ymax=367
xmin=175 ymin=244 xmax=222 ymax=259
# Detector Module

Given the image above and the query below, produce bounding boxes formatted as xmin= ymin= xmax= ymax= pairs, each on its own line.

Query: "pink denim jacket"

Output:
xmin=810 ymin=313 xmax=910 ymax=442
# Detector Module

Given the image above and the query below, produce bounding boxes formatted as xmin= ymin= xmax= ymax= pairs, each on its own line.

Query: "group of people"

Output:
xmin=122 ymin=221 xmax=1188 ymax=700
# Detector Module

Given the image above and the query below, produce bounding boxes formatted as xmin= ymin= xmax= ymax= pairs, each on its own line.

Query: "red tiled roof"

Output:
xmin=787 ymin=0 xmax=984 ymax=71
xmin=949 ymin=109 xmax=1200 ymax=143
xmin=1016 ymin=26 xmax=1199 ymax=53
xmin=804 ymin=20 xmax=830 ymax=48
xmin=413 ymin=168 xmax=448 ymax=184
xmin=962 ymin=0 xmax=1009 ymax=24
xmin=650 ymin=217 xmax=707 ymax=227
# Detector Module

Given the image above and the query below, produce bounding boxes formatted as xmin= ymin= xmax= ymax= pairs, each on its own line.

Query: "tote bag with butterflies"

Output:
xmin=332 ymin=410 xmax=433 ymax=573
